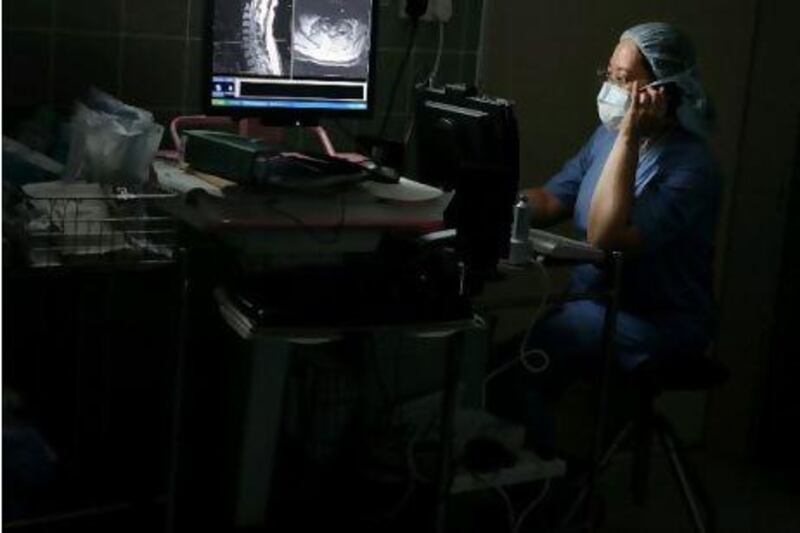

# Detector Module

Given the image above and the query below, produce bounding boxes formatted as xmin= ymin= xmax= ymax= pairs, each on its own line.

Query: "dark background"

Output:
xmin=2 ymin=0 xmax=483 ymax=147
xmin=4 ymin=0 xmax=800 ymax=530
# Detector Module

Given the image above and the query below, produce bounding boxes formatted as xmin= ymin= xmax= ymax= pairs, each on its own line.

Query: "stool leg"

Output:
xmin=655 ymin=417 xmax=710 ymax=533
xmin=557 ymin=421 xmax=633 ymax=532
xmin=631 ymin=413 xmax=653 ymax=506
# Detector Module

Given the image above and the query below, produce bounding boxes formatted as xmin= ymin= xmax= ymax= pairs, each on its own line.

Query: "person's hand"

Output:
xmin=619 ymin=81 xmax=668 ymax=139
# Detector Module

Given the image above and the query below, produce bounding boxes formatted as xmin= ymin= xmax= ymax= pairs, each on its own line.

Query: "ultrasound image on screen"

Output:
xmin=291 ymin=0 xmax=371 ymax=79
xmin=213 ymin=0 xmax=292 ymax=77
xmin=212 ymin=0 xmax=371 ymax=81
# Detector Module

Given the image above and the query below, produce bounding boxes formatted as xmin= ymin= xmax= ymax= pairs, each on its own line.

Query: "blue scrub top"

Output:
xmin=543 ymin=125 xmax=721 ymax=333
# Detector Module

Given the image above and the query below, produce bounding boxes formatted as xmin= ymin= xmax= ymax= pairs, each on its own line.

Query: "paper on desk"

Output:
xmin=153 ymin=160 xmax=225 ymax=197
xmin=360 ymin=177 xmax=444 ymax=203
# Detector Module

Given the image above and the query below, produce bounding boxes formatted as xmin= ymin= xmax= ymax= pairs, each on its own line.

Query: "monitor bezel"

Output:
xmin=202 ymin=0 xmax=379 ymax=124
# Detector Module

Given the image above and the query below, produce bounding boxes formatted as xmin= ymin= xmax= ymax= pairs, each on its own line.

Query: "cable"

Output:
xmin=403 ymin=112 xmax=417 ymax=147
xmin=399 ymin=18 xmax=445 ymax=160
xmin=520 ymin=348 xmax=549 ymax=374
xmin=469 ymin=471 xmax=516 ymax=532
xmin=424 ymin=21 xmax=446 ymax=88
xmin=468 ymin=471 xmax=551 ymax=533
xmin=481 ymin=255 xmax=552 ymax=409
xmin=264 ymin=191 xmax=347 ymax=245
xmin=518 ymin=255 xmax=551 ymax=356
xmin=406 ymin=411 xmax=438 ymax=484
xmin=378 ymin=19 xmax=420 ymax=139
xmin=513 ymin=478 xmax=551 ymax=533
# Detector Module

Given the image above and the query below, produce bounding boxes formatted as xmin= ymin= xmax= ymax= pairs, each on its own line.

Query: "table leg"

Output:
xmin=234 ymin=338 xmax=291 ymax=528
xmin=435 ymin=330 xmax=465 ymax=533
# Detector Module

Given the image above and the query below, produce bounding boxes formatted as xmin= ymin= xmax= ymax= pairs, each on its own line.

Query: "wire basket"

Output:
xmin=8 ymin=181 xmax=179 ymax=269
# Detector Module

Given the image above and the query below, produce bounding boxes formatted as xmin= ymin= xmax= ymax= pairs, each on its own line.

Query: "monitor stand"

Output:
xmin=168 ymin=115 xmax=342 ymax=159
xmin=237 ymin=118 xmax=338 ymax=157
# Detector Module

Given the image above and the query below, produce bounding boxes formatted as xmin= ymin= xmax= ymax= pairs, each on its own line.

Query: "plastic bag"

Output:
xmin=63 ymin=88 xmax=164 ymax=186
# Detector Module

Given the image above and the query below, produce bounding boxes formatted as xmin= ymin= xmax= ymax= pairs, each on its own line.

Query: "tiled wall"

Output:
xmin=3 ymin=0 xmax=484 ymax=150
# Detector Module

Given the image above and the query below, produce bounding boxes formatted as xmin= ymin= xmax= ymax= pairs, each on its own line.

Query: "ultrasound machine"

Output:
xmin=174 ymin=3 xmax=532 ymax=530
xmin=196 ymin=0 xmax=522 ymax=294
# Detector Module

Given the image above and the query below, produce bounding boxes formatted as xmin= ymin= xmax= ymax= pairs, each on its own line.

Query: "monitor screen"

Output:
xmin=205 ymin=0 xmax=376 ymax=120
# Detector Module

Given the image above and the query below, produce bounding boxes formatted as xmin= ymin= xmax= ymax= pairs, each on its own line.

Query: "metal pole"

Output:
xmin=166 ymin=248 xmax=189 ymax=533
xmin=658 ymin=422 xmax=709 ymax=533
xmin=434 ymin=330 xmax=465 ymax=533
xmin=586 ymin=251 xmax=623 ymax=530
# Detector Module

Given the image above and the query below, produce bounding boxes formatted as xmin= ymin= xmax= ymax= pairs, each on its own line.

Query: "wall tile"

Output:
xmin=462 ymin=52 xmax=478 ymax=86
xmin=448 ymin=0 xmax=470 ymax=49
xmin=55 ymin=0 xmax=122 ymax=33
xmin=3 ymin=31 xmax=52 ymax=108
xmin=374 ymin=50 xmax=414 ymax=115
xmin=414 ymin=50 xmax=463 ymax=86
xmin=3 ymin=0 xmax=52 ymax=28
xmin=463 ymin=0 xmax=484 ymax=51
xmin=377 ymin=2 xmax=415 ymax=49
xmin=53 ymin=34 xmax=120 ymax=107
xmin=4 ymin=0 xmax=485 ymax=133
xmin=120 ymin=38 xmax=185 ymax=108
xmin=184 ymin=39 xmax=204 ymax=112
xmin=189 ymin=0 xmax=206 ymax=38
xmin=125 ymin=0 xmax=188 ymax=36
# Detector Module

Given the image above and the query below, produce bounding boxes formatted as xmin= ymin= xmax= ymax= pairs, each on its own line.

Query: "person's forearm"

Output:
xmin=587 ymin=132 xmax=638 ymax=248
xmin=522 ymin=187 xmax=568 ymax=228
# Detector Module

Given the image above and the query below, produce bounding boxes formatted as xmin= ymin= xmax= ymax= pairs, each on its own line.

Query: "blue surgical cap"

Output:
xmin=621 ymin=22 xmax=715 ymax=138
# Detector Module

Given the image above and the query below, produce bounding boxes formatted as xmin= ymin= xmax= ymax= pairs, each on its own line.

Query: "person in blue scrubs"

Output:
xmin=494 ymin=23 xmax=721 ymax=456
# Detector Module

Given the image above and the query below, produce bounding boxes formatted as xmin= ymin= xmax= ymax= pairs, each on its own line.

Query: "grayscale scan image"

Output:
xmin=213 ymin=0 xmax=292 ymax=77
xmin=291 ymin=0 xmax=371 ymax=79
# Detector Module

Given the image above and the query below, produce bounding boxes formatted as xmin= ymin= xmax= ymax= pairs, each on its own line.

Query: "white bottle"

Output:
xmin=508 ymin=194 xmax=531 ymax=265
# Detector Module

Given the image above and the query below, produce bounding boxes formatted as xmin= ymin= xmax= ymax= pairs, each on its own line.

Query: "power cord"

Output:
xmin=481 ymin=255 xmax=552 ymax=409
xmin=378 ymin=18 xmax=420 ymax=138
xmin=422 ymin=21 xmax=446 ymax=88
xmin=518 ymin=255 xmax=552 ymax=371
xmin=514 ymin=478 xmax=551 ymax=533
xmin=264 ymin=192 xmax=347 ymax=245
xmin=468 ymin=471 xmax=551 ymax=533
xmin=469 ymin=471 xmax=516 ymax=532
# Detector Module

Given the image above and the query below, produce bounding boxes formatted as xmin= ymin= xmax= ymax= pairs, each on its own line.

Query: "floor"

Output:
xmin=596 ymin=450 xmax=800 ymax=533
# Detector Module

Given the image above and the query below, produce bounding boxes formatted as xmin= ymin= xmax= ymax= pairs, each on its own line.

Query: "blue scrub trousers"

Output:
xmin=490 ymin=298 xmax=711 ymax=455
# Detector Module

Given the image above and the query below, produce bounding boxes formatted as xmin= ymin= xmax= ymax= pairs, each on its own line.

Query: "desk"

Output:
xmin=164 ymin=180 xmax=477 ymax=531
xmin=163 ymin=181 xmax=453 ymax=254
xmin=213 ymin=287 xmax=479 ymax=529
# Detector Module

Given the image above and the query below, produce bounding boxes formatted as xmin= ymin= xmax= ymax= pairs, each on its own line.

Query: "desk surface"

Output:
xmin=163 ymin=182 xmax=453 ymax=235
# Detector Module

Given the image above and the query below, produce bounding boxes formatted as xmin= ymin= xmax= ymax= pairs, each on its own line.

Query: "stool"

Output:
xmin=601 ymin=354 xmax=729 ymax=533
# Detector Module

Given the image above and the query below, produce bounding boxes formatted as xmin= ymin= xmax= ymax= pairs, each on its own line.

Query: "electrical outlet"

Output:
xmin=400 ymin=0 xmax=452 ymax=22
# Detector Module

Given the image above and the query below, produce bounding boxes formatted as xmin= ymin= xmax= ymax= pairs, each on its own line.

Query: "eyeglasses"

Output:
xmin=596 ymin=67 xmax=634 ymax=88
xmin=595 ymin=67 xmax=657 ymax=89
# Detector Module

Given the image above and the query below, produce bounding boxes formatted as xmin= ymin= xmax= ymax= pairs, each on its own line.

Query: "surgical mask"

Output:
xmin=596 ymin=82 xmax=630 ymax=129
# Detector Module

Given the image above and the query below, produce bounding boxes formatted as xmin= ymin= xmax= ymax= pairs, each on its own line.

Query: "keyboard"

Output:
xmin=253 ymin=153 xmax=369 ymax=190
xmin=528 ymin=229 xmax=605 ymax=262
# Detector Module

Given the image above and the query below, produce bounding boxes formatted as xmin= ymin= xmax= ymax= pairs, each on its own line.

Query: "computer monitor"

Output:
xmin=414 ymin=85 xmax=520 ymax=293
xmin=204 ymin=0 xmax=377 ymax=123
